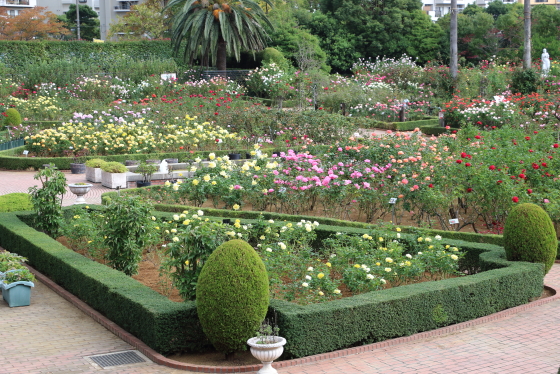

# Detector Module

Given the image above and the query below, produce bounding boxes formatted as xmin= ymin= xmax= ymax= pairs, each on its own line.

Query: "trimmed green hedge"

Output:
xmin=0 ymin=211 xmax=208 ymax=355
xmin=0 ymin=40 xmax=175 ymax=70
xmin=355 ymin=117 xmax=439 ymax=131
xmin=0 ymin=148 xmax=260 ymax=170
xmin=0 ymin=210 xmax=545 ymax=358
xmin=271 ymin=243 xmax=542 ymax=358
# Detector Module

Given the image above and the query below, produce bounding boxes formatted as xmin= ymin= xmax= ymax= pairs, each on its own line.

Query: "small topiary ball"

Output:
xmin=4 ymin=108 xmax=22 ymax=126
xmin=503 ymin=203 xmax=557 ymax=274
xmin=196 ymin=239 xmax=269 ymax=357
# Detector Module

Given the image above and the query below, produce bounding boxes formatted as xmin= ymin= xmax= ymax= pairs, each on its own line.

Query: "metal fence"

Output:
xmin=201 ymin=70 xmax=251 ymax=82
xmin=0 ymin=138 xmax=24 ymax=151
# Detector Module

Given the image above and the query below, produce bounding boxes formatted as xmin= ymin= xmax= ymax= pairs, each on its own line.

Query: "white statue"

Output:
xmin=159 ymin=159 xmax=168 ymax=174
xmin=542 ymin=48 xmax=550 ymax=76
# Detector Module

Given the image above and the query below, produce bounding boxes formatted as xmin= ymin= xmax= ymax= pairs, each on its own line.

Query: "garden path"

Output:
xmin=1 ymin=169 xmax=560 ymax=374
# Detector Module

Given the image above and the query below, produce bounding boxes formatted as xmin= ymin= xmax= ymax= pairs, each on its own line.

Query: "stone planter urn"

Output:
xmin=246 ymin=336 xmax=286 ymax=374
xmin=68 ymin=183 xmax=93 ymax=204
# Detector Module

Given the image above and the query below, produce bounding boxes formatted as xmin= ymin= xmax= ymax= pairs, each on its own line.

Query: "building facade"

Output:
xmin=5 ymin=0 xmax=142 ymax=39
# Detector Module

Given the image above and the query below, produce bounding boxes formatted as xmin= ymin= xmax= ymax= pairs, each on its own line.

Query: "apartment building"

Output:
xmin=422 ymin=0 xmax=556 ymax=21
xmin=0 ymin=0 xmax=141 ymax=39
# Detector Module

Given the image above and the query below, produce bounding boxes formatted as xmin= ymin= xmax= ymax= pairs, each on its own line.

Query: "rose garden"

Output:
xmin=0 ymin=47 xmax=559 ymax=369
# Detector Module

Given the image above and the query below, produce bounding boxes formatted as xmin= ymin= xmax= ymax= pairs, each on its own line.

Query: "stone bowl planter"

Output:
xmin=68 ymin=183 xmax=93 ymax=204
xmin=247 ymin=336 xmax=286 ymax=374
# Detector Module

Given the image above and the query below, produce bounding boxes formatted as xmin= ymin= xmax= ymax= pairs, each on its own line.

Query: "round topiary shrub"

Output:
xmin=196 ymin=239 xmax=269 ymax=357
xmin=503 ymin=203 xmax=557 ymax=274
xmin=4 ymin=108 xmax=22 ymax=126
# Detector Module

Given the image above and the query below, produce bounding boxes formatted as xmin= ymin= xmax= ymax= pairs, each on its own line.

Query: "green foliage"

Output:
xmin=162 ymin=212 xmax=230 ymax=300
xmin=503 ymin=203 xmax=557 ymax=274
xmin=85 ymin=158 xmax=106 ymax=168
xmin=260 ymin=47 xmax=291 ymax=71
xmin=196 ymin=239 xmax=269 ymax=356
xmin=166 ymin=0 xmax=273 ymax=69
xmin=0 ymin=250 xmax=28 ymax=272
xmin=63 ymin=4 xmax=100 ymax=41
xmin=4 ymin=108 xmax=22 ymax=127
xmin=136 ymin=162 xmax=158 ymax=182
xmin=510 ymin=68 xmax=540 ymax=95
xmin=0 ymin=211 xmax=546 ymax=357
xmin=60 ymin=207 xmax=107 ymax=260
xmin=2 ymin=267 xmax=36 ymax=283
xmin=0 ymin=211 xmax=205 ymax=355
xmin=101 ymin=161 xmax=127 ymax=173
xmin=28 ymin=167 xmax=67 ymax=237
xmin=0 ymin=193 xmax=32 ymax=212
xmin=103 ymin=196 xmax=154 ymax=275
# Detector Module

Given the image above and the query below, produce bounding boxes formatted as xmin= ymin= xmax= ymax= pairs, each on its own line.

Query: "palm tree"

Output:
xmin=166 ymin=0 xmax=273 ymax=71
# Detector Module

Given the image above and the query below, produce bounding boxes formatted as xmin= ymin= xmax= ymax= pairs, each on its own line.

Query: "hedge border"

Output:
xmin=0 ymin=210 xmax=544 ymax=359
xmin=0 ymin=148 xmax=274 ymax=170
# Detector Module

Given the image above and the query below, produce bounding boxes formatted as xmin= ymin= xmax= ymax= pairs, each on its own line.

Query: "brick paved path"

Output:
xmin=0 ymin=169 xmax=109 ymax=206
xmin=2 ymin=169 xmax=560 ymax=374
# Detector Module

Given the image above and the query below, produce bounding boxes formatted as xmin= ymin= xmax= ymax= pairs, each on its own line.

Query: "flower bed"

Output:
xmin=0 ymin=210 xmax=544 ymax=357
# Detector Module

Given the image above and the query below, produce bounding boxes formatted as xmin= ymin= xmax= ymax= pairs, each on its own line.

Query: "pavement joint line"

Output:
xmin=25 ymin=263 xmax=560 ymax=373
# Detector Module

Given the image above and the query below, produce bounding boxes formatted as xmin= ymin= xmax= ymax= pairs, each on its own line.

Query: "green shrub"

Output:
xmin=503 ymin=203 xmax=557 ymax=274
xmin=196 ymin=239 xmax=269 ymax=357
xmin=0 ymin=193 xmax=32 ymax=212
xmin=28 ymin=167 xmax=67 ymax=237
xmin=101 ymin=161 xmax=127 ymax=173
xmin=510 ymin=68 xmax=540 ymax=95
xmin=103 ymin=196 xmax=154 ymax=276
xmin=260 ymin=47 xmax=291 ymax=71
xmin=4 ymin=108 xmax=22 ymax=126
xmin=85 ymin=158 xmax=107 ymax=168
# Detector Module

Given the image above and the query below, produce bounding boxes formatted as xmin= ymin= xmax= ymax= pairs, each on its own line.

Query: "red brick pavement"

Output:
xmin=2 ymin=169 xmax=560 ymax=373
xmin=0 ymin=169 xmax=109 ymax=206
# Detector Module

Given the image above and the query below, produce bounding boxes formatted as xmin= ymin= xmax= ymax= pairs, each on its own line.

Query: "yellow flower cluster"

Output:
xmin=25 ymin=116 xmax=241 ymax=157
xmin=9 ymin=96 xmax=61 ymax=120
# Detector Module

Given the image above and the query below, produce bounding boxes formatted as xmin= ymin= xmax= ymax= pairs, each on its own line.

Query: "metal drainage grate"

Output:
xmin=86 ymin=350 xmax=150 ymax=369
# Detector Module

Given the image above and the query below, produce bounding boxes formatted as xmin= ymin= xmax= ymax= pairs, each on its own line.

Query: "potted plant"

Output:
xmin=246 ymin=320 xmax=286 ymax=374
xmin=135 ymin=162 xmax=158 ymax=188
xmin=101 ymin=162 xmax=128 ymax=189
xmin=125 ymin=160 xmax=140 ymax=166
xmin=65 ymin=148 xmax=88 ymax=174
xmin=1 ymin=268 xmax=35 ymax=307
xmin=85 ymin=158 xmax=107 ymax=183
xmin=0 ymin=251 xmax=27 ymax=278
xmin=67 ymin=182 xmax=93 ymax=204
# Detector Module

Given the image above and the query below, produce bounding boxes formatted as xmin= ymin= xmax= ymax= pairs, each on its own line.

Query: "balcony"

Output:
xmin=0 ymin=0 xmax=34 ymax=6
xmin=114 ymin=1 xmax=138 ymax=11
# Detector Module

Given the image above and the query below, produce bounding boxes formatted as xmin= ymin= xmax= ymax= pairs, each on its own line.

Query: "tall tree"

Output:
xmin=108 ymin=0 xmax=172 ymax=40
xmin=523 ymin=0 xmax=531 ymax=68
xmin=450 ymin=0 xmax=458 ymax=80
xmin=0 ymin=7 xmax=70 ymax=40
xmin=63 ymin=4 xmax=100 ymax=41
xmin=166 ymin=0 xmax=273 ymax=70
xmin=310 ymin=0 xmax=432 ymax=72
